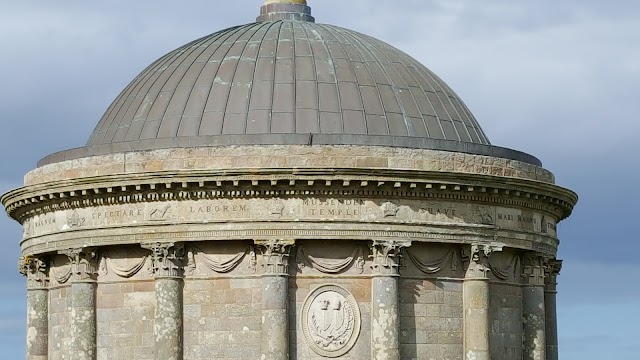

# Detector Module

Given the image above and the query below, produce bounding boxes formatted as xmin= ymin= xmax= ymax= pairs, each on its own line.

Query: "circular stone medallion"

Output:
xmin=301 ymin=285 xmax=361 ymax=358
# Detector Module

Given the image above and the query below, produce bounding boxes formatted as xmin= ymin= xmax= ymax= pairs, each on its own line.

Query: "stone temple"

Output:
xmin=2 ymin=1 xmax=577 ymax=359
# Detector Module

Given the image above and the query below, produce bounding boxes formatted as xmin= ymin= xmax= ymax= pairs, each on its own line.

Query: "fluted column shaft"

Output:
xmin=62 ymin=248 xmax=98 ymax=360
xmin=463 ymin=244 xmax=498 ymax=360
xmin=545 ymin=260 xmax=562 ymax=360
xmin=370 ymin=240 xmax=409 ymax=360
xmin=20 ymin=257 xmax=49 ymax=360
xmin=522 ymin=254 xmax=546 ymax=360
xmin=256 ymin=240 xmax=294 ymax=360
xmin=144 ymin=243 xmax=185 ymax=360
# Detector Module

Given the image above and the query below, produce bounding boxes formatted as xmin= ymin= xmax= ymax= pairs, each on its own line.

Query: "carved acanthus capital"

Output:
xmin=370 ymin=240 xmax=411 ymax=276
xmin=60 ymin=248 xmax=98 ymax=282
xmin=544 ymin=259 xmax=563 ymax=291
xmin=522 ymin=253 xmax=547 ymax=286
xmin=255 ymin=239 xmax=295 ymax=275
xmin=141 ymin=242 xmax=185 ymax=278
xmin=462 ymin=244 xmax=503 ymax=279
xmin=18 ymin=256 xmax=49 ymax=289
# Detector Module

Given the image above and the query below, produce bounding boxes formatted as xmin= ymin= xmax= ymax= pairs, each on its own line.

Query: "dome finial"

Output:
xmin=257 ymin=0 xmax=315 ymax=22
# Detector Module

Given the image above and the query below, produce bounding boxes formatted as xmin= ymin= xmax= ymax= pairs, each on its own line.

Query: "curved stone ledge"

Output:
xmin=19 ymin=219 xmax=559 ymax=257
xmin=37 ymin=137 xmax=542 ymax=168
xmin=4 ymin=168 xmax=576 ymax=224
xmin=27 ymin=145 xmax=553 ymax=186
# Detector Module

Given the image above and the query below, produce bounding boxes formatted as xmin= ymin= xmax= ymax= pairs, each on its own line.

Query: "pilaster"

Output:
xmin=255 ymin=239 xmax=294 ymax=360
xmin=522 ymin=253 xmax=547 ymax=360
xmin=142 ymin=242 xmax=185 ymax=360
xmin=19 ymin=256 xmax=49 ymax=360
xmin=545 ymin=259 xmax=562 ymax=360
xmin=61 ymin=248 xmax=98 ymax=360
xmin=462 ymin=244 xmax=500 ymax=360
xmin=370 ymin=240 xmax=410 ymax=360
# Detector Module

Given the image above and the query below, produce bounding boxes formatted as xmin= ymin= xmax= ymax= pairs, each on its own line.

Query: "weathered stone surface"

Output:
xmin=372 ymin=276 xmax=400 ymax=360
xmin=522 ymin=286 xmax=546 ymax=360
xmin=96 ymin=281 xmax=154 ymax=360
xmin=70 ymin=282 xmax=97 ymax=360
xmin=370 ymin=241 xmax=406 ymax=360
xmin=462 ymin=244 xmax=496 ymax=360
xmin=26 ymin=289 xmax=48 ymax=360
xmin=490 ymin=283 xmax=523 ymax=360
xmin=545 ymin=260 xmax=562 ymax=360
xmin=262 ymin=276 xmax=289 ymax=360
xmin=154 ymin=278 xmax=183 ymax=360
xmin=399 ymin=279 xmax=463 ymax=360
xmin=23 ymin=146 xmax=556 ymax=186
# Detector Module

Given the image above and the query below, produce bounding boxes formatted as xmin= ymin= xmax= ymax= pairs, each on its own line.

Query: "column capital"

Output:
xmin=463 ymin=243 xmax=503 ymax=279
xmin=255 ymin=239 xmax=295 ymax=275
xmin=370 ymin=239 xmax=411 ymax=276
xmin=522 ymin=253 xmax=547 ymax=286
xmin=141 ymin=242 xmax=185 ymax=278
xmin=544 ymin=259 xmax=563 ymax=291
xmin=18 ymin=256 xmax=49 ymax=289
xmin=60 ymin=248 xmax=98 ymax=282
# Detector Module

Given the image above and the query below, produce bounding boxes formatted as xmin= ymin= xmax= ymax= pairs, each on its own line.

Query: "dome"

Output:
xmin=38 ymin=2 xmax=541 ymax=166
xmin=88 ymin=20 xmax=489 ymax=147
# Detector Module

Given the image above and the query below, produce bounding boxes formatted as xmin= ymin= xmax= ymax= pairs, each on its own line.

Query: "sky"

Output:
xmin=0 ymin=0 xmax=638 ymax=358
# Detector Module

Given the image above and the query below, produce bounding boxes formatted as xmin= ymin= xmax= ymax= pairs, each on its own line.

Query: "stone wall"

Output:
xmin=399 ymin=279 xmax=464 ymax=360
xmin=490 ymin=283 xmax=523 ymax=360
xmin=96 ymin=281 xmax=155 ymax=359
xmin=48 ymin=286 xmax=71 ymax=360
xmin=183 ymin=277 xmax=261 ymax=359
xmin=35 ymin=240 xmax=549 ymax=360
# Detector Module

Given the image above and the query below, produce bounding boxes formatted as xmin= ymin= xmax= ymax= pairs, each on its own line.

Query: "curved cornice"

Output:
xmin=2 ymin=168 xmax=577 ymax=223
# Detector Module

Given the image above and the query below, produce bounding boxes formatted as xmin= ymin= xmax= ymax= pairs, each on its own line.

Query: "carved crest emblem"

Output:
xmin=269 ymin=199 xmax=285 ymax=217
xmin=67 ymin=210 xmax=84 ymax=228
xmin=381 ymin=202 xmax=400 ymax=217
xmin=301 ymin=285 xmax=361 ymax=358
xmin=474 ymin=205 xmax=495 ymax=225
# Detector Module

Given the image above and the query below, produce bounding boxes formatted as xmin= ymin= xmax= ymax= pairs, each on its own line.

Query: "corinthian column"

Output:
xmin=462 ymin=244 xmax=500 ymax=360
xmin=370 ymin=240 xmax=410 ymax=360
xmin=545 ymin=259 xmax=562 ymax=360
xmin=255 ymin=240 xmax=294 ymax=360
xmin=61 ymin=248 xmax=98 ymax=360
xmin=143 ymin=243 xmax=185 ymax=360
xmin=19 ymin=256 xmax=49 ymax=360
xmin=522 ymin=254 xmax=546 ymax=360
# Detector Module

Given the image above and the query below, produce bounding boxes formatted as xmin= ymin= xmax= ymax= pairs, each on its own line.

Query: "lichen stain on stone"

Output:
xmin=372 ymin=307 xmax=396 ymax=360
xmin=26 ymin=327 xmax=37 ymax=347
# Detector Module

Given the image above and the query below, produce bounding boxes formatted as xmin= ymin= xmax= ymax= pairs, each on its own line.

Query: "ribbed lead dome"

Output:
xmin=87 ymin=20 xmax=491 ymax=148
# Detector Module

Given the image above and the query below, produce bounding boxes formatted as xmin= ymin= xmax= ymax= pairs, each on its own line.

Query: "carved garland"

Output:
xmin=296 ymin=245 xmax=365 ymax=274
xmin=404 ymin=249 xmax=458 ymax=274
xmin=187 ymin=246 xmax=255 ymax=274
xmin=488 ymin=255 xmax=522 ymax=281
xmin=99 ymin=252 xmax=149 ymax=278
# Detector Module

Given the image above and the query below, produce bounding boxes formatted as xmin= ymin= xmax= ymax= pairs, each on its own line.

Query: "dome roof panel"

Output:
xmin=86 ymin=21 xmax=491 ymax=148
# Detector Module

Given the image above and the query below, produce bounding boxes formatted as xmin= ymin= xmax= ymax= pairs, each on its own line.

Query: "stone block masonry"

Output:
xmin=96 ymin=282 xmax=155 ymax=360
xmin=183 ymin=278 xmax=261 ymax=360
